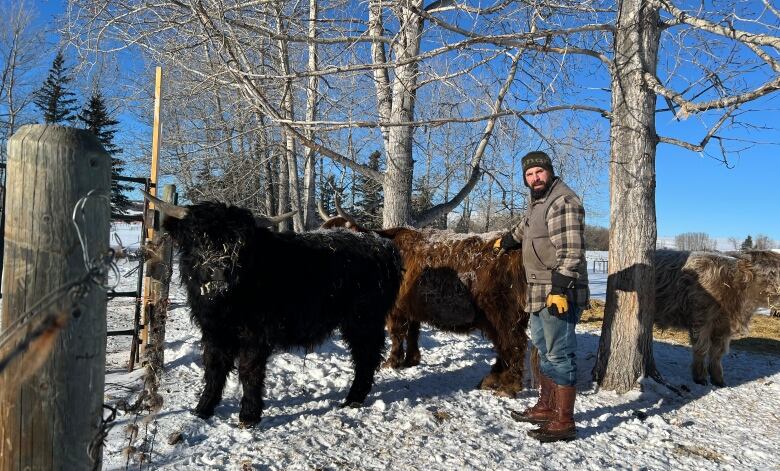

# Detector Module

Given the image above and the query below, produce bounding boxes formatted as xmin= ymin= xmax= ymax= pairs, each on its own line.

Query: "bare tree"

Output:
xmin=674 ymin=232 xmax=717 ymax=251
xmin=754 ymin=234 xmax=775 ymax=250
xmin=0 ymin=0 xmax=42 ymax=157
xmin=65 ymin=0 xmax=602 ymax=231
xmin=301 ymin=0 xmax=320 ymax=229
xmin=410 ymin=0 xmax=779 ymax=391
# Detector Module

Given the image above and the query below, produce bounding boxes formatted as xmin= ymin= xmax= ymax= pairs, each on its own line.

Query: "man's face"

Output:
xmin=524 ymin=166 xmax=552 ymax=194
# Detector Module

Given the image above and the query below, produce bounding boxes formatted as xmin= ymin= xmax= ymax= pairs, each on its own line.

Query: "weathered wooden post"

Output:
xmin=144 ymin=184 xmax=175 ymax=385
xmin=0 ymin=125 xmax=110 ymax=470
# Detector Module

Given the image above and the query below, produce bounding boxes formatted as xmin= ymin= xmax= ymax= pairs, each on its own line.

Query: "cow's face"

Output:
xmin=141 ymin=191 xmax=294 ymax=303
xmin=162 ymin=201 xmax=255 ymax=301
xmin=746 ymin=251 xmax=780 ymax=310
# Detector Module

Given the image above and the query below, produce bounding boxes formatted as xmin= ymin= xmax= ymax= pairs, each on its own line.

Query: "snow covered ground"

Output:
xmin=101 ymin=240 xmax=780 ymax=471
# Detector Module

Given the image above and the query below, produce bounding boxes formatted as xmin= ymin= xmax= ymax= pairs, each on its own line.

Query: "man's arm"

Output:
xmin=494 ymin=214 xmax=527 ymax=251
xmin=547 ymin=195 xmax=586 ymax=280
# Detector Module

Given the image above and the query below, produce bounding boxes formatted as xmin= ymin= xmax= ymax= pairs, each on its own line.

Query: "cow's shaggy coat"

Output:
xmin=155 ymin=200 xmax=402 ymax=425
xmin=322 ymin=216 xmax=529 ymax=396
xmin=654 ymin=250 xmax=780 ymax=386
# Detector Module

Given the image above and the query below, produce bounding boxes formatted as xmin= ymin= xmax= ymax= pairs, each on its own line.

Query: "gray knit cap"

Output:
xmin=521 ymin=151 xmax=554 ymax=175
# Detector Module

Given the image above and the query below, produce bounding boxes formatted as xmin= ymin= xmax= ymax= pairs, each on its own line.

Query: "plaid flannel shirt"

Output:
xmin=511 ymin=189 xmax=590 ymax=314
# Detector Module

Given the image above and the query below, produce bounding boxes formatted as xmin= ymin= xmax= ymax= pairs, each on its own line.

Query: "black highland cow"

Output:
xmin=143 ymin=192 xmax=402 ymax=426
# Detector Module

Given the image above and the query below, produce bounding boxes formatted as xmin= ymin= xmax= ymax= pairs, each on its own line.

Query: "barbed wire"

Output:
xmin=0 ymin=190 xmax=118 ymax=374
xmin=0 ymin=190 xmax=123 ymax=469
xmin=89 ymin=404 xmax=118 ymax=471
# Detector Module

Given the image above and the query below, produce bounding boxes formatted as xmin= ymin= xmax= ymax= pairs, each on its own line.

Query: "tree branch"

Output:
xmin=644 ymin=72 xmax=780 ymax=117
xmin=657 ymin=107 xmax=735 ymax=151
xmin=659 ymin=0 xmax=780 ymax=50
xmin=414 ymin=49 xmax=522 ymax=227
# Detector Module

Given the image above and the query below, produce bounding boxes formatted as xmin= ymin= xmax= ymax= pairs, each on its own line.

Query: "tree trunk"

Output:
xmin=593 ymin=0 xmax=661 ymax=393
xmin=369 ymin=0 xmax=392 ymax=154
xmin=277 ymin=9 xmax=303 ymax=232
xmin=302 ymin=0 xmax=319 ymax=230
xmin=0 ymin=125 xmax=110 ymax=470
xmin=276 ymin=143 xmax=290 ymax=231
xmin=382 ymin=0 xmax=424 ymax=228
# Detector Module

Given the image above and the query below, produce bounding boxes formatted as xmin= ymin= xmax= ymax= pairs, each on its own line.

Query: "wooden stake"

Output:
xmin=141 ymin=66 xmax=164 ymax=356
xmin=0 ymin=125 xmax=110 ymax=471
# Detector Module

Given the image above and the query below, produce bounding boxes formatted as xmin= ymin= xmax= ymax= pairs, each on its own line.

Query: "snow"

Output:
xmin=101 ymin=245 xmax=780 ymax=470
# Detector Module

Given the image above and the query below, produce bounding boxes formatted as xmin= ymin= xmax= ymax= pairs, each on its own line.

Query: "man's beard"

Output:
xmin=530 ymin=182 xmax=549 ymax=199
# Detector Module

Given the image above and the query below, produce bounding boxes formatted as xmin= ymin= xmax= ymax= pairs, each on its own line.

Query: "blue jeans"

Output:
xmin=530 ymin=305 xmax=581 ymax=386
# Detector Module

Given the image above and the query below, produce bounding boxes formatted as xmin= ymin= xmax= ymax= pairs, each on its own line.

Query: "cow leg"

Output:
xmin=402 ymin=320 xmax=422 ymax=368
xmin=707 ymin=324 xmax=730 ymax=387
xmin=195 ymin=339 xmax=237 ymax=419
xmin=381 ymin=316 xmax=406 ymax=369
xmin=689 ymin=326 xmax=711 ymax=385
xmin=494 ymin=334 xmax=527 ymax=397
xmin=477 ymin=325 xmax=505 ymax=392
xmin=341 ymin=317 xmax=385 ymax=406
xmin=237 ymin=345 xmax=272 ymax=426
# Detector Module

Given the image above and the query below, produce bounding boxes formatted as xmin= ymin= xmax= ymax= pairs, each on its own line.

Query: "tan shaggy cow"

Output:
xmin=654 ymin=249 xmax=780 ymax=386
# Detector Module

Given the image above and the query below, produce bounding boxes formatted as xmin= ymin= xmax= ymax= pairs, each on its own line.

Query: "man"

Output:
xmin=494 ymin=150 xmax=589 ymax=442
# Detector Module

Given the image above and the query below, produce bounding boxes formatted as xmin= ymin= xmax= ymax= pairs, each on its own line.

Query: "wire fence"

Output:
xmin=0 ymin=190 xmax=121 ymax=471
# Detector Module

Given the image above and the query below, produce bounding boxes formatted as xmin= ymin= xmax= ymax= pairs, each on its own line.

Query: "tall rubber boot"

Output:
xmin=510 ymin=374 xmax=556 ymax=424
xmin=528 ymin=385 xmax=576 ymax=442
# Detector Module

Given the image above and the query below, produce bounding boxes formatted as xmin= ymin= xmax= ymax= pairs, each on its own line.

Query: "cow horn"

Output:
xmin=255 ymin=210 xmax=297 ymax=228
xmin=334 ymin=195 xmax=359 ymax=227
xmin=140 ymin=189 xmax=189 ymax=219
xmin=317 ymin=199 xmax=332 ymax=221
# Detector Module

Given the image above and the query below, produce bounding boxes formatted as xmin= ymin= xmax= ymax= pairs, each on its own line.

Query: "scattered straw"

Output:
xmin=579 ymin=300 xmax=780 ymax=355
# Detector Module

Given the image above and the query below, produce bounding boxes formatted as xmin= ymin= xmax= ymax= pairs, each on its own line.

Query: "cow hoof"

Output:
xmin=239 ymin=417 xmax=262 ymax=428
xmin=339 ymin=401 xmax=363 ymax=409
xmin=495 ymin=387 xmax=521 ymax=398
xmin=693 ymin=378 xmax=707 ymax=386
xmin=193 ymin=408 xmax=214 ymax=420
xmin=381 ymin=358 xmax=402 ymax=369
xmin=711 ymin=379 xmax=726 ymax=388
xmin=478 ymin=375 xmax=500 ymax=391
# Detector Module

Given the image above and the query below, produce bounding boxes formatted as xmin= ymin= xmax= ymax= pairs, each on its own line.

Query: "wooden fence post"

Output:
xmin=0 ymin=125 xmax=110 ymax=471
xmin=144 ymin=184 xmax=175 ymax=383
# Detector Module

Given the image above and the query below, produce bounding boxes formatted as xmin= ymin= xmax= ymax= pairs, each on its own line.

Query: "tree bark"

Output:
xmin=381 ymin=0 xmax=424 ymax=228
xmin=369 ymin=0 xmax=392 ymax=155
xmin=593 ymin=0 xmax=661 ymax=393
xmin=277 ymin=9 xmax=303 ymax=232
xmin=302 ymin=0 xmax=319 ymax=230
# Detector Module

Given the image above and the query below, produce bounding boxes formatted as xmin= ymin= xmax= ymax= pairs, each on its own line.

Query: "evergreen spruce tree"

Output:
xmin=78 ymin=90 xmax=133 ymax=213
xmin=33 ymin=51 xmax=78 ymax=124
xmin=741 ymin=235 xmax=754 ymax=251
xmin=353 ymin=150 xmax=384 ymax=228
xmin=320 ymin=173 xmax=338 ymax=217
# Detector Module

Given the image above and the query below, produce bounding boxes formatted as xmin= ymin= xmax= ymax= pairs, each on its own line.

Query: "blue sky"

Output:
xmin=652 ymin=101 xmax=780 ymax=242
xmin=580 ymin=98 xmax=780 ymax=243
xmin=32 ymin=1 xmax=780 ymax=243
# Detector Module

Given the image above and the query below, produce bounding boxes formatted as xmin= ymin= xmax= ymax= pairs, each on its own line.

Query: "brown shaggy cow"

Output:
xmin=654 ymin=249 xmax=780 ymax=386
xmin=321 ymin=213 xmax=529 ymax=397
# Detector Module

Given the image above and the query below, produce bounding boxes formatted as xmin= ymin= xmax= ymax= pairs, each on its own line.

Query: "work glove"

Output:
xmin=546 ymin=272 xmax=576 ymax=317
xmin=493 ymin=232 xmax=521 ymax=252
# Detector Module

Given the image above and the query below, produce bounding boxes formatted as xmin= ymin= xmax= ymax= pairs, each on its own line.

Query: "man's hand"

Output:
xmin=547 ymin=272 xmax=576 ymax=316
xmin=546 ymin=292 xmax=569 ymax=317
xmin=493 ymin=233 xmax=521 ymax=252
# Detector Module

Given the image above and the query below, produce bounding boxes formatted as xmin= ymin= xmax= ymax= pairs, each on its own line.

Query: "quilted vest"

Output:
xmin=521 ymin=178 xmax=588 ymax=285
